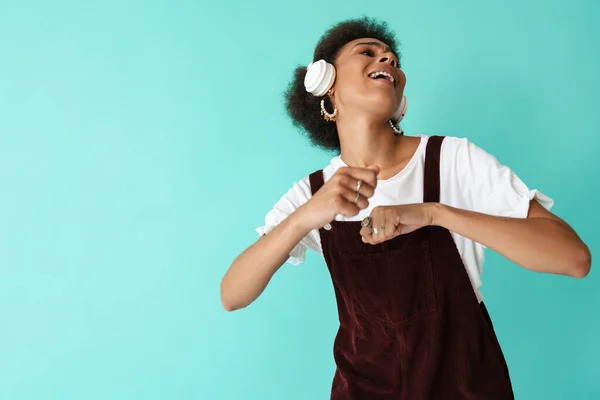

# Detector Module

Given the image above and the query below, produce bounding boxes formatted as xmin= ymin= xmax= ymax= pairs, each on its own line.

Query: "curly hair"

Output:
xmin=284 ymin=17 xmax=401 ymax=152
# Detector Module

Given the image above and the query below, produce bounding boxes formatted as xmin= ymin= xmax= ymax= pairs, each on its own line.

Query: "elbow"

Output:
xmin=220 ymin=286 xmax=237 ymax=312
xmin=221 ymin=293 xmax=234 ymax=312
xmin=220 ymin=280 xmax=244 ymax=312
xmin=221 ymin=294 xmax=238 ymax=312
xmin=568 ymin=243 xmax=592 ymax=279
xmin=222 ymin=301 xmax=236 ymax=312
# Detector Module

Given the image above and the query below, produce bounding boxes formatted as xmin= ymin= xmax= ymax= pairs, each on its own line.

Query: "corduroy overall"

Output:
xmin=308 ymin=136 xmax=514 ymax=399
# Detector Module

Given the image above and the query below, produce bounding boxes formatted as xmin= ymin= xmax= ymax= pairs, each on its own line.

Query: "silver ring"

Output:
xmin=373 ymin=225 xmax=384 ymax=235
xmin=353 ymin=191 xmax=360 ymax=203
xmin=356 ymin=179 xmax=362 ymax=192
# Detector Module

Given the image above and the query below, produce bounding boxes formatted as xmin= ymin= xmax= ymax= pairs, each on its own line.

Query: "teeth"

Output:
xmin=369 ymin=71 xmax=395 ymax=83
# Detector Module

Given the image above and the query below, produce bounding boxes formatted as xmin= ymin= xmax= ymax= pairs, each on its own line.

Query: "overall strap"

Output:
xmin=424 ymin=136 xmax=445 ymax=203
xmin=309 ymin=170 xmax=325 ymax=196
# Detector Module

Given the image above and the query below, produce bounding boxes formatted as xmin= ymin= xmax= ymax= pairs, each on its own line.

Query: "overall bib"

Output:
xmin=309 ymin=136 xmax=514 ymax=399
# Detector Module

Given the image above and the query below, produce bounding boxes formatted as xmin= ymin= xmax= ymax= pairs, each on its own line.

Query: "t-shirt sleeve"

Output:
xmin=255 ymin=177 xmax=319 ymax=266
xmin=449 ymin=137 xmax=554 ymax=218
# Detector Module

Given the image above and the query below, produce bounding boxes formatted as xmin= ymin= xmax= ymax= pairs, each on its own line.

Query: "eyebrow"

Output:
xmin=352 ymin=41 xmax=392 ymax=53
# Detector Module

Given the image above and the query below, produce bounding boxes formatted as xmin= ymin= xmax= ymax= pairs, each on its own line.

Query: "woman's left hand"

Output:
xmin=360 ymin=203 xmax=438 ymax=245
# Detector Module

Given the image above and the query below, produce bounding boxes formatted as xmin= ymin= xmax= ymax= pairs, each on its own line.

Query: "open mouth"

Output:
xmin=368 ymin=71 xmax=395 ymax=86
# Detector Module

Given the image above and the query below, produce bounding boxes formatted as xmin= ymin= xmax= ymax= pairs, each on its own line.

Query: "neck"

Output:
xmin=337 ymin=114 xmax=406 ymax=178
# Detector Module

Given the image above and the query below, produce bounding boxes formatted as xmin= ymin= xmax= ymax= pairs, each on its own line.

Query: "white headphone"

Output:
xmin=303 ymin=59 xmax=408 ymax=123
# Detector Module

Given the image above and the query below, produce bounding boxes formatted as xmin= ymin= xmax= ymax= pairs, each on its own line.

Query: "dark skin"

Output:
xmin=327 ymin=38 xmax=591 ymax=278
xmin=327 ymin=38 xmax=420 ymax=181
xmin=220 ymin=37 xmax=590 ymax=312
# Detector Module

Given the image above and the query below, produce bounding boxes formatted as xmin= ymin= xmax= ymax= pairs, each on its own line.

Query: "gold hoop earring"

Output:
xmin=320 ymin=97 xmax=337 ymax=122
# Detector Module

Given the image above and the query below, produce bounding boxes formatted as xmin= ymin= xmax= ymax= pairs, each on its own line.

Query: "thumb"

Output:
xmin=367 ymin=165 xmax=380 ymax=173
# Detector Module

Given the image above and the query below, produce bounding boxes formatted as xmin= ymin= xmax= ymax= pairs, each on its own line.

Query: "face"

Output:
xmin=330 ymin=38 xmax=407 ymax=121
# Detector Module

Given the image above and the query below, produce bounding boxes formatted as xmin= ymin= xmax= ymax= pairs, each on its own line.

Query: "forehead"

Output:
xmin=339 ymin=37 xmax=393 ymax=54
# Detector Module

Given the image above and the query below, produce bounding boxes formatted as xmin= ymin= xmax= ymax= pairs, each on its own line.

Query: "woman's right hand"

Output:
xmin=221 ymin=165 xmax=379 ymax=311
xmin=297 ymin=166 xmax=380 ymax=231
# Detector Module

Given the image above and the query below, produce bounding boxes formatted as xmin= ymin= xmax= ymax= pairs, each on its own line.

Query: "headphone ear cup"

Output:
xmin=304 ymin=60 xmax=336 ymax=97
xmin=392 ymin=96 xmax=408 ymax=122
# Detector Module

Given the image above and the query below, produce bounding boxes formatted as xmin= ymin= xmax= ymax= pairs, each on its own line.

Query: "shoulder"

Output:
xmin=436 ymin=135 xmax=513 ymax=205
xmin=438 ymin=136 xmax=501 ymax=170
xmin=440 ymin=135 xmax=476 ymax=154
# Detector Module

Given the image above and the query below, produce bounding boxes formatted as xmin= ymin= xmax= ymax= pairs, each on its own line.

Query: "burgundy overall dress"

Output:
xmin=308 ymin=136 xmax=514 ymax=399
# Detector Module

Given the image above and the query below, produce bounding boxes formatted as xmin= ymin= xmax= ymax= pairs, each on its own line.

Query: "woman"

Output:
xmin=220 ymin=17 xmax=591 ymax=399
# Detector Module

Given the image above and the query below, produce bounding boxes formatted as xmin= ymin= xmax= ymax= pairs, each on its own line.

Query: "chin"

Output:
xmin=367 ymin=96 xmax=396 ymax=118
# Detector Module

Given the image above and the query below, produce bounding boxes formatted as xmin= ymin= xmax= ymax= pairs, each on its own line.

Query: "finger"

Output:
xmin=366 ymin=165 xmax=380 ymax=175
xmin=366 ymin=165 xmax=380 ymax=190
xmin=332 ymin=194 xmax=361 ymax=218
xmin=338 ymin=203 xmax=361 ymax=218
xmin=370 ymin=215 xmax=385 ymax=244
xmin=384 ymin=212 xmax=399 ymax=239
xmin=362 ymin=229 xmax=375 ymax=245
xmin=358 ymin=181 xmax=376 ymax=199
xmin=338 ymin=174 xmax=376 ymax=198
xmin=359 ymin=226 xmax=372 ymax=238
xmin=338 ymin=186 xmax=370 ymax=210
xmin=359 ymin=221 xmax=375 ymax=244
xmin=354 ymin=178 xmax=376 ymax=199
xmin=373 ymin=228 xmax=384 ymax=244
xmin=340 ymin=167 xmax=379 ymax=190
xmin=335 ymin=174 xmax=376 ymax=199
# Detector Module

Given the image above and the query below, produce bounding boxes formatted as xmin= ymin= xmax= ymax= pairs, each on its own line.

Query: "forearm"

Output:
xmin=431 ymin=203 xmax=591 ymax=277
xmin=220 ymin=209 xmax=311 ymax=311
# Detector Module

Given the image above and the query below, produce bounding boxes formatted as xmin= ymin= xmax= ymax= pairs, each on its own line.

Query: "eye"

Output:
xmin=359 ymin=49 xmax=375 ymax=57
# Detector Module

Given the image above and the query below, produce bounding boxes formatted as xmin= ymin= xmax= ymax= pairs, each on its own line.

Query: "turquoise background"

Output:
xmin=0 ymin=0 xmax=598 ymax=398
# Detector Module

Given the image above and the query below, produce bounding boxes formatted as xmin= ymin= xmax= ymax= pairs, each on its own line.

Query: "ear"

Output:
xmin=327 ymin=88 xmax=336 ymax=106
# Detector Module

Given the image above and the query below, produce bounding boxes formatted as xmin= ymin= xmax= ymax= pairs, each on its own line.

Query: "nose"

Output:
xmin=378 ymin=55 xmax=397 ymax=68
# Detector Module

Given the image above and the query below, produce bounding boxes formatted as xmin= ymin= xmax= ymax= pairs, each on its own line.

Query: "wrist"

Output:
xmin=290 ymin=205 xmax=315 ymax=234
xmin=429 ymin=202 xmax=448 ymax=227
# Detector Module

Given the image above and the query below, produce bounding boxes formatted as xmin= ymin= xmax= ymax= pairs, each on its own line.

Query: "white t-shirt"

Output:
xmin=256 ymin=135 xmax=554 ymax=302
